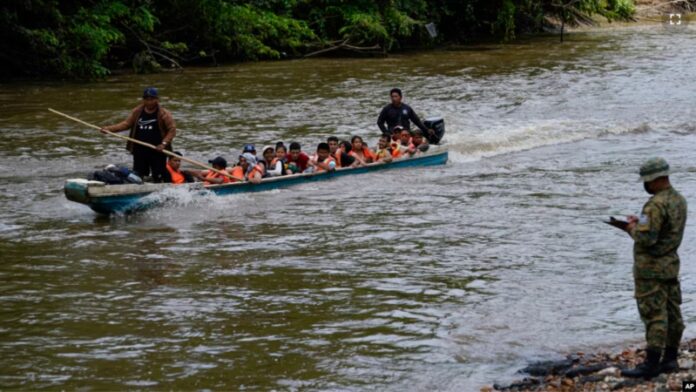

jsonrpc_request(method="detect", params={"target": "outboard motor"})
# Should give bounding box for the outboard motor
[423,117,445,144]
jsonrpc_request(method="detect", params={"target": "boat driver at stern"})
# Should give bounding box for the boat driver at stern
[377,88,434,141]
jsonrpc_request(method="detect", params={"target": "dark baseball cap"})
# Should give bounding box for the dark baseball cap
[208,156,227,167]
[243,144,256,153]
[143,87,159,98]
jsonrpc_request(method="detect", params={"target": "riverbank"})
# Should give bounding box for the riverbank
[634,0,695,18]
[484,338,696,391]
[0,0,642,79]
[2,19,696,391]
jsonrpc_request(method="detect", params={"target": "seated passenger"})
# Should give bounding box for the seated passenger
[307,142,337,173]
[239,152,264,183]
[335,140,357,168]
[286,142,309,174]
[259,145,272,170]
[261,145,285,177]
[274,142,289,175]
[163,151,195,184]
[243,144,256,157]
[410,129,430,155]
[398,128,412,149]
[373,136,394,163]
[349,135,375,165]
[327,136,340,160]
[201,156,235,185]
[391,125,405,142]
[389,138,403,159]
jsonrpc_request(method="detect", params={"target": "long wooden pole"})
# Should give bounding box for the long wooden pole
[48,108,243,181]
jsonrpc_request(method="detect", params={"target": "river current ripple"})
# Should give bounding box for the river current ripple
[1,24,696,390]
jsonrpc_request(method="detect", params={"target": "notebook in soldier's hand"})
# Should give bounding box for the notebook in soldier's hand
[604,217,628,231]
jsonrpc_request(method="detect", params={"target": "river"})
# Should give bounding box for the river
[1,23,695,391]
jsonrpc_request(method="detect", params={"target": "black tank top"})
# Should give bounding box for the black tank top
[135,109,162,145]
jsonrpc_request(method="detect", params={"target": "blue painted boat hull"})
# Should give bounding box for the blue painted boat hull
[65,149,448,214]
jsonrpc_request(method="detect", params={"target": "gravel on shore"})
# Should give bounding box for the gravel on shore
[483,338,696,391]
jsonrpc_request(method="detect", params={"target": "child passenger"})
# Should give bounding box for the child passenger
[307,142,337,173]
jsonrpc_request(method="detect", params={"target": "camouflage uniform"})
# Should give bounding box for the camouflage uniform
[631,158,688,351]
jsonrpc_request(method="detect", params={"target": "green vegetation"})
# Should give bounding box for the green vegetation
[0,0,636,78]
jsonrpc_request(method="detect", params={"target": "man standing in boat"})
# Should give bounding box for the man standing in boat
[101,87,176,182]
[377,88,433,140]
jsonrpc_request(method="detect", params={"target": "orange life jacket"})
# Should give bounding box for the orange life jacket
[333,152,342,167]
[248,163,265,180]
[205,169,233,185]
[311,155,336,172]
[349,147,375,163]
[230,166,244,182]
[166,162,185,184]
[389,142,403,158]
[365,148,376,162]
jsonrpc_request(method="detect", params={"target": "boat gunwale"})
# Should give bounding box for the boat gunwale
[78,147,449,198]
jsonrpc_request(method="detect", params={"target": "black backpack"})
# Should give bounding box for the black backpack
[88,165,142,184]
[88,170,125,184]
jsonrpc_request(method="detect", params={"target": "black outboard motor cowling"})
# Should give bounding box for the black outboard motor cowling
[423,117,445,144]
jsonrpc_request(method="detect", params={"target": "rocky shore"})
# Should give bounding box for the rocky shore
[483,338,696,391]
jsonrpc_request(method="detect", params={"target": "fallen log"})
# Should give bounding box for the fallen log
[304,40,383,58]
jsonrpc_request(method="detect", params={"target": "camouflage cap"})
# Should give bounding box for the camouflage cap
[638,157,670,182]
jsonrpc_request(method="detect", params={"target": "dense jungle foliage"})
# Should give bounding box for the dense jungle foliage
[1,0,636,78]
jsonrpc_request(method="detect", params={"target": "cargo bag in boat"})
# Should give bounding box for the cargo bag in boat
[88,165,143,185]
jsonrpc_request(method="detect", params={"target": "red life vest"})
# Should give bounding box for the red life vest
[166,163,185,184]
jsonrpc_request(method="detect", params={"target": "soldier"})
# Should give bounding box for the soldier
[621,158,688,379]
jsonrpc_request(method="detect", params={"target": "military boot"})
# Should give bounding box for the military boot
[621,348,662,379]
[660,346,679,374]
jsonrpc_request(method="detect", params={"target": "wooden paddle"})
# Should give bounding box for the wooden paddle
[48,108,243,181]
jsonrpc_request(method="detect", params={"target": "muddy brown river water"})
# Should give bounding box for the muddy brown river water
[1,23,696,391]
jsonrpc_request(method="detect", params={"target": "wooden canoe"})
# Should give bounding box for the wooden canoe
[64,147,449,214]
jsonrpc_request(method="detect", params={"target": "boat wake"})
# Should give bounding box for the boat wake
[138,185,227,210]
[135,185,282,222]
[443,119,655,163]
